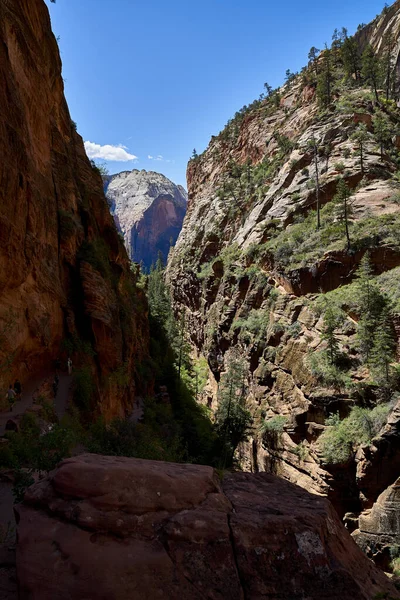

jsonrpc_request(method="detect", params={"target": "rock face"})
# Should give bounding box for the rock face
[15,454,398,600]
[105,170,187,270]
[0,0,149,418]
[166,0,400,537]
[353,477,400,569]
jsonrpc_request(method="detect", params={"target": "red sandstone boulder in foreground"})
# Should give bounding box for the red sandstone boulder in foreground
[15,454,398,600]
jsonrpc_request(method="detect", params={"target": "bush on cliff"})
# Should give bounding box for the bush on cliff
[319,404,392,464]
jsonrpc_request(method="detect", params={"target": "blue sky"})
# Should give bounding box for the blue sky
[45,0,387,187]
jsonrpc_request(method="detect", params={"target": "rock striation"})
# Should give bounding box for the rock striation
[105,170,187,270]
[0,0,149,418]
[167,0,400,537]
[15,454,399,600]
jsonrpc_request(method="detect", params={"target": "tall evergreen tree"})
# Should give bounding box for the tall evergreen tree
[317,46,334,106]
[308,46,320,76]
[307,137,321,229]
[350,123,370,174]
[355,254,389,362]
[372,111,392,159]
[334,178,353,250]
[321,303,343,365]
[215,354,253,467]
[361,45,382,102]
[341,35,361,82]
[371,308,396,385]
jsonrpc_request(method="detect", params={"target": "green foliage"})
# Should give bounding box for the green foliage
[232,309,270,344]
[308,351,351,391]
[260,415,287,434]
[147,258,218,464]
[319,405,392,464]
[355,254,393,361]
[361,45,383,101]
[372,111,392,158]
[320,301,345,364]
[215,354,253,467]
[90,160,109,177]
[87,402,184,463]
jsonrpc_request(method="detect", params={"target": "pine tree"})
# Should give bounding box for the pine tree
[264,82,273,97]
[383,32,395,100]
[191,148,198,160]
[371,309,396,385]
[307,137,321,229]
[355,254,390,362]
[334,178,353,250]
[308,46,320,76]
[317,46,334,106]
[372,111,392,159]
[215,355,253,467]
[350,123,370,174]
[341,35,361,82]
[321,303,343,365]
[361,45,383,102]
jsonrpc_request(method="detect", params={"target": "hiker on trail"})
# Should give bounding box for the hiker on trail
[55,357,61,373]
[6,385,16,411]
[14,379,22,400]
[67,357,72,376]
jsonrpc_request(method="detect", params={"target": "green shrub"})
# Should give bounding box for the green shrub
[334,161,346,173]
[319,405,392,464]
[260,415,287,434]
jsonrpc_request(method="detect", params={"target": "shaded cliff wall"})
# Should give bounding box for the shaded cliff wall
[0,0,149,418]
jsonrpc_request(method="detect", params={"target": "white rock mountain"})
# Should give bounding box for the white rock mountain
[104,169,187,269]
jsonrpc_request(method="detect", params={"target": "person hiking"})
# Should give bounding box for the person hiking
[14,379,22,400]
[55,357,61,373]
[67,357,72,376]
[6,385,16,411]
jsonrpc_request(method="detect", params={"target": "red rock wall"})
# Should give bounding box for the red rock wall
[0,0,149,417]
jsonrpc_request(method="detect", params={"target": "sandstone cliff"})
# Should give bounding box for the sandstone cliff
[0,0,149,419]
[167,0,400,546]
[15,454,399,600]
[105,170,187,270]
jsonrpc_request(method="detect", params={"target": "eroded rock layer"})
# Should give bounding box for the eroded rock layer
[15,454,398,600]
[0,0,149,418]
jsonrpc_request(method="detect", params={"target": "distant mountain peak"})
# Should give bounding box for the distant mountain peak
[105,169,187,270]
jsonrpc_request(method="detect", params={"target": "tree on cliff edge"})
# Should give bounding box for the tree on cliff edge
[215,354,253,467]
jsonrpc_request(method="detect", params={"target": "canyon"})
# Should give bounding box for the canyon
[1,0,400,597]
[167,0,400,570]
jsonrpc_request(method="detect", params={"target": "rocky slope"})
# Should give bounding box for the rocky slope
[0,0,149,419]
[105,170,187,270]
[167,0,400,562]
[15,454,399,600]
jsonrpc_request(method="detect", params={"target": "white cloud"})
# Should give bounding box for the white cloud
[84,141,137,162]
[148,155,153,159]
[148,154,165,161]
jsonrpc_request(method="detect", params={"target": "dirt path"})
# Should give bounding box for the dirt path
[129,397,144,423]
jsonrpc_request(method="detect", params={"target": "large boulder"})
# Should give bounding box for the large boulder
[15,454,398,599]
